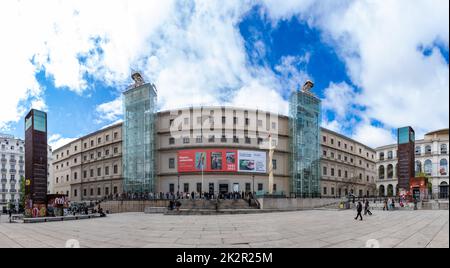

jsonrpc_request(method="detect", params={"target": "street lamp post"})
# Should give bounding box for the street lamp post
[177,175,180,196]
[252,175,255,195]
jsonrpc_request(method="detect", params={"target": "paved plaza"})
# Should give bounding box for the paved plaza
[0,210,448,248]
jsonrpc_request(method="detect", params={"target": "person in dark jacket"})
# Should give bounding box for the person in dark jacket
[354,201,363,221]
[364,200,372,216]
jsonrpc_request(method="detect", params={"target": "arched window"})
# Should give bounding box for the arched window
[424,159,432,175]
[378,165,385,179]
[425,145,432,155]
[387,164,394,179]
[441,144,447,154]
[415,161,422,175]
[387,184,394,197]
[379,152,385,160]
[440,159,448,176]
[439,181,449,199]
[415,146,421,155]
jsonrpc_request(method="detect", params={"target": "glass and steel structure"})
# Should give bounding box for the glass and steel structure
[122,78,157,193]
[289,83,321,197]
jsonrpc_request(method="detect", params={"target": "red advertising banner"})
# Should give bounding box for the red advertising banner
[178,149,237,173]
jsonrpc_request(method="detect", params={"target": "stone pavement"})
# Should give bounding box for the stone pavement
[0,209,448,248]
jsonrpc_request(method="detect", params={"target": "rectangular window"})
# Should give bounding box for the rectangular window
[234,117,238,124]
[98,152,101,158]
[196,136,203,143]
[222,116,226,124]
[90,188,94,196]
[83,171,87,179]
[105,166,109,176]
[84,143,87,149]
[338,141,341,147]
[257,138,263,145]
[97,168,101,176]
[323,187,327,195]
[338,169,341,177]
[169,184,175,193]
[90,140,94,147]
[196,183,202,193]
[105,187,109,196]
[74,172,77,180]
[169,137,175,145]
[114,132,118,139]
[245,183,251,192]
[208,135,215,142]
[331,187,335,196]
[245,118,249,125]
[323,136,326,142]
[114,165,118,174]
[183,183,189,193]
[114,186,118,194]
[323,150,327,157]
[74,189,77,197]
[106,135,109,142]
[114,147,118,154]
[272,159,277,170]
[331,168,335,176]
[331,139,334,145]
[105,150,109,156]
[169,158,175,169]
[323,166,327,175]
[345,171,348,178]
[98,137,101,144]
[257,183,263,191]
[97,188,101,196]
[233,136,239,143]
[273,184,277,192]
[83,189,87,197]
[183,137,190,144]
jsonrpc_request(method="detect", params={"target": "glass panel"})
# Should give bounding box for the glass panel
[122,83,157,193]
[289,90,321,197]
[33,110,46,132]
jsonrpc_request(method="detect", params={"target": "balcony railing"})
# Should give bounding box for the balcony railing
[9,189,17,193]
[1,179,6,183]
[0,168,6,173]
[9,169,16,173]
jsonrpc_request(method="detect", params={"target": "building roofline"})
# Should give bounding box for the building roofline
[320,127,376,152]
[156,105,290,119]
[425,128,449,136]
[53,122,123,152]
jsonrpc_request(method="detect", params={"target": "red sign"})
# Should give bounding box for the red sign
[178,149,237,173]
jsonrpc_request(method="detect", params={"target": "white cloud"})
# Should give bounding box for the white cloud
[48,134,78,150]
[95,97,123,123]
[352,124,396,149]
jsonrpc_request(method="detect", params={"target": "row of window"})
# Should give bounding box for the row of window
[0,145,23,152]
[169,136,272,145]
[378,159,449,179]
[172,117,277,129]
[322,187,369,197]
[59,186,119,198]
[167,182,272,193]
[322,136,374,159]
[322,150,374,169]
[415,144,447,155]
[55,147,119,169]
[55,132,119,160]
[322,167,372,182]
[55,165,119,183]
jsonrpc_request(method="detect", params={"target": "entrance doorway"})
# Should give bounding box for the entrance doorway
[208,183,214,195]
[219,184,229,194]
[439,182,448,199]
[233,183,239,193]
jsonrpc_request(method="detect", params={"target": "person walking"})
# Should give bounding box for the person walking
[8,209,12,223]
[354,201,363,221]
[364,199,372,216]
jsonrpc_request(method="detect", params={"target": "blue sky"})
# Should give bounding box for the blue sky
[0,0,448,149]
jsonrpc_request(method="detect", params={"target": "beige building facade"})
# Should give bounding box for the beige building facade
[51,106,379,201]
[52,124,123,202]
